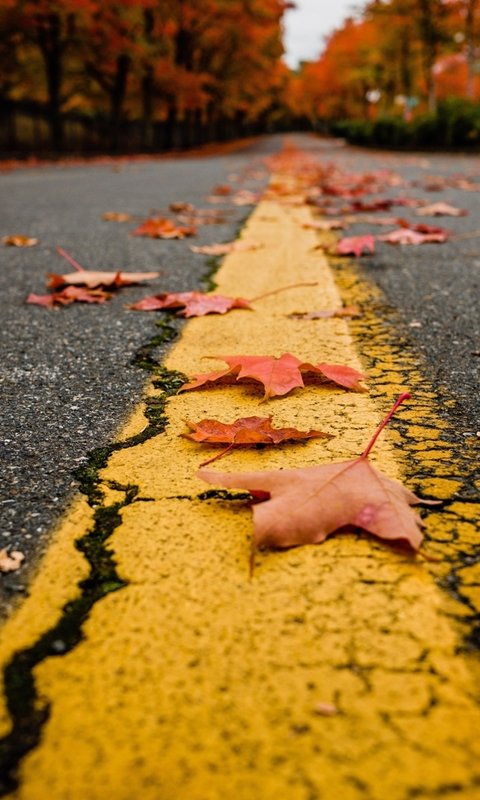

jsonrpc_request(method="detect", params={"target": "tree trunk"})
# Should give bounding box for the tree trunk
[109,54,130,152]
[37,14,64,152]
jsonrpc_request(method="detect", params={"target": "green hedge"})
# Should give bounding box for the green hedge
[330,99,480,149]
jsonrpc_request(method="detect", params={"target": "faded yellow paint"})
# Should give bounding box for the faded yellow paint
[1,194,480,799]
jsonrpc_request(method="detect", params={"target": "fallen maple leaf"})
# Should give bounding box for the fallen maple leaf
[2,235,39,247]
[335,235,375,256]
[302,219,345,231]
[47,247,159,289]
[378,228,448,245]
[288,306,361,320]
[169,201,195,213]
[128,282,317,318]
[190,240,260,255]
[184,415,333,465]
[417,202,467,217]
[199,393,433,553]
[129,291,252,317]
[27,286,112,308]
[102,212,133,222]
[0,549,25,573]
[181,353,366,400]
[130,217,197,238]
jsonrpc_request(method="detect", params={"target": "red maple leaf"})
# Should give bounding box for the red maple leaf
[47,248,159,289]
[130,217,197,238]
[199,394,436,555]
[184,415,333,465]
[335,235,376,256]
[128,291,252,317]
[181,353,366,400]
[26,286,112,308]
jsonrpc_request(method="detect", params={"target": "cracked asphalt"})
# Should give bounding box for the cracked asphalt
[0,133,478,611]
[0,133,480,800]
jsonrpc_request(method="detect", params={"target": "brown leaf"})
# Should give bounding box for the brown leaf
[302,219,345,231]
[128,291,252,317]
[2,235,39,247]
[377,228,448,245]
[27,286,112,307]
[102,212,133,222]
[336,235,375,256]
[181,353,366,400]
[0,549,25,573]
[198,394,432,553]
[289,306,361,320]
[130,217,197,238]
[190,240,260,255]
[416,202,468,217]
[185,416,333,464]
[48,247,159,289]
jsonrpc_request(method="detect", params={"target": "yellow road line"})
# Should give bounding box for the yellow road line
[1,194,480,799]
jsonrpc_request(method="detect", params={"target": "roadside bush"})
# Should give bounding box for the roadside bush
[330,99,480,150]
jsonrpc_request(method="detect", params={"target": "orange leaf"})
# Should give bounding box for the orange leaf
[47,247,159,289]
[128,291,251,317]
[336,235,375,256]
[198,394,433,553]
[181,353,366,400]
[416,202,467,217]
[130,217,197,239]
[190,240,260,255]
[2,235,39,247]
[27,286,112,308]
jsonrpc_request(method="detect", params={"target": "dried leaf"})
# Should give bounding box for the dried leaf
[185,415,333,464]
[102,212,133,222]
[181,353,366,400]
[198,394,432,553]
[190,240,260,255]
[130,217,197,238]
[2,235,39,247]
[289,306,361,320]
[417,202,468,217]
[378,228,448,245]
[27,286,112,307]
[302,219,345,231]
[48,247,159,289]
[0,549,25,573]
[128,291,252,317]
[336,235,376,256]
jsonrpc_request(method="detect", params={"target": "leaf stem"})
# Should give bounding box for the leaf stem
[56,247,85,273]
[249,281,318,303]
[361,392,411,459]
[199,443,235,467]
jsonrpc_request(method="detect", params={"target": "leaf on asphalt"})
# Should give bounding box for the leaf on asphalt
[198,394,432,553]
[377,228,448,245]
[102,212,133,222]
[48,269,159,289]
[27,286,112,308]
[47,247,159,289]
[302,219,346,230]
[2,235,39,247]
[128,291,252,317]
[232,189,259,206]
[169,201,195,213]
[130,217,197,238]
[180,353,366,400]
[0,549,25,573]
[190,240,261,255]
[184,415,333,465]
[336,235,376,256]
[210,184,232,196]
[288,306,361,320]
[416,202,468,217]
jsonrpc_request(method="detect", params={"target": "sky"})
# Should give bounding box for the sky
[283,0,358,69]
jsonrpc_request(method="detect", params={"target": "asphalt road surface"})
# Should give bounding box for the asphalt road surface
[1,133,479,613]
